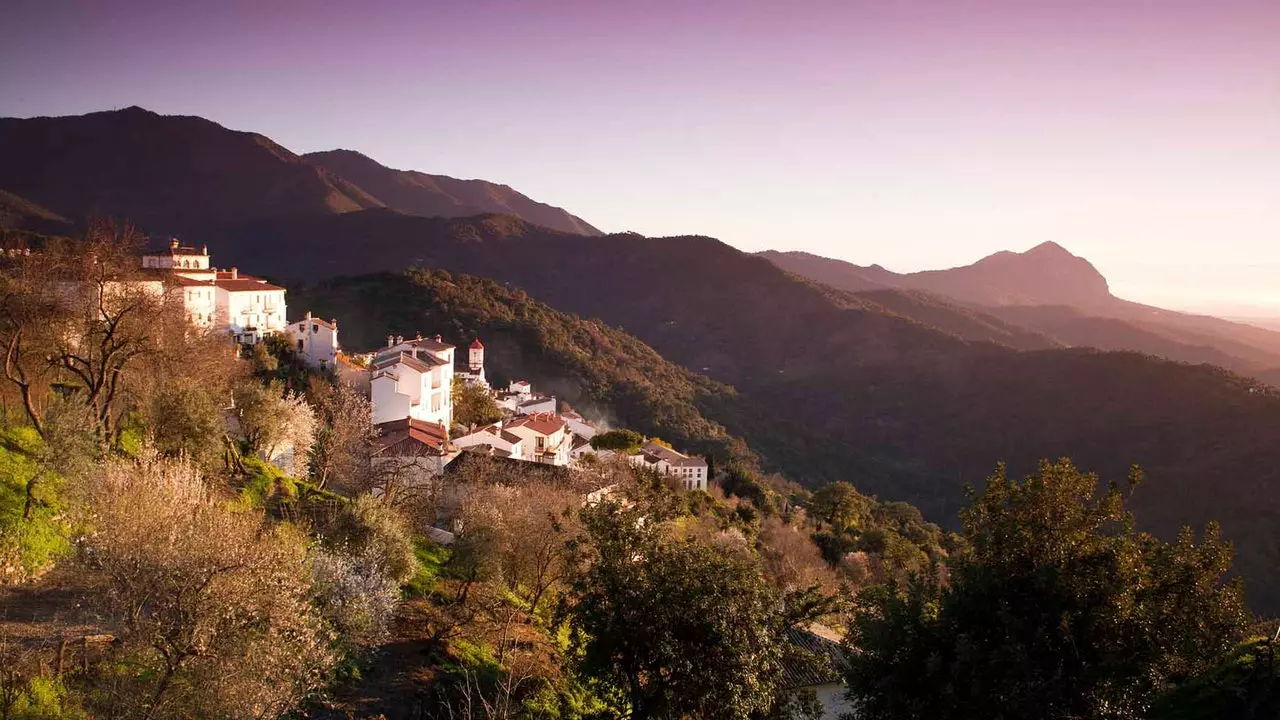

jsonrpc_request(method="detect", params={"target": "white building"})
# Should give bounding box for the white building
[517,395,557,416]
[455,338,488,388]
[215,268,287,343]
[142,239,211,272]
[503,412,573,466]
[370,334,455,428]
[560,410,599,440]
[286,311,339,370]
[628,441,709,491]
[452,424,526,460]
[141,240,286,344]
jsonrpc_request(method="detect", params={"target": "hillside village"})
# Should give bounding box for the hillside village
[151,239,710,495]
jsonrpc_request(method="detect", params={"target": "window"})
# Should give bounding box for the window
[312,324,319,334]
[297,339,304,351]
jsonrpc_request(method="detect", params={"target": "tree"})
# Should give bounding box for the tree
[308,379,374,490]
[148,382,225,470]
[567,501,784,719]
[232,380,316,476]
[79,450,334,719]
[845,459,1247,720]
[589,429,643,454]
[0,223,184,445]
[452,375,502,431]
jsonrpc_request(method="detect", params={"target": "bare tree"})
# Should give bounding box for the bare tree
[79,449,334,719]
[0,221,188,445]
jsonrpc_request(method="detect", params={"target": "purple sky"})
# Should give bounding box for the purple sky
[3,0,1279,313]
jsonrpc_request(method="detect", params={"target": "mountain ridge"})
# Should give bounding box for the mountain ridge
[303,149,600,236]
[0,107,600,237]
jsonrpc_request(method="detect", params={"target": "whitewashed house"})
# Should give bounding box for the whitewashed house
[560,410,599,440]
[214,268,287,344]
[286,311,339,369]
[628,441,709,491]
[452,424,526,459]
[370,334,455,428]
[517,395,558,416]
[504,412,573,466]
[141,241,286,344]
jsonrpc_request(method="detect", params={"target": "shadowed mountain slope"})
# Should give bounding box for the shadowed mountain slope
[303,149,600,236]
[0,107,380,232]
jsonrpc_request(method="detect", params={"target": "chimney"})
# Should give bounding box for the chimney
[395,335,404,345]
[304,311,312,322]
[434,334,442,342]
[201,244,209,255]
[387,335,394,348]
[170,238,179,250]
[415,332,423,341]
[230,267,238,280]
[331,318,338,328]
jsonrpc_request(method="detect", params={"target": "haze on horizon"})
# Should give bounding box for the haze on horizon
[3,0,1278,315]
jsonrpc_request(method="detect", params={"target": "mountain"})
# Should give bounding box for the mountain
[0,107,599,237]
[303,149,600,236]
[761,246,1280,376]
[0,188,71,234]
[0,107,381,232]
[760,242,1113,308]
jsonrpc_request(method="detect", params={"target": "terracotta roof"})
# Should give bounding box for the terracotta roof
[214,278,286,292]
[405,337,454,352]
[470,338,484,350]
[373,418,450,456]
[505,412,566,436]
[780,626,845,689]
[572,435,593,451]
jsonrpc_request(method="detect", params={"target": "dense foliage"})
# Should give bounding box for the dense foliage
[845,460,1248,720]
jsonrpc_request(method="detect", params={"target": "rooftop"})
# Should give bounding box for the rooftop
[505,412,566,436]
[372,418,450,456]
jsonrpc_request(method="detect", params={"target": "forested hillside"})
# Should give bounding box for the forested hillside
[290,268,754,465]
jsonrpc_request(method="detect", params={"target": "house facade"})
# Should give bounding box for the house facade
[286,311,339,369]
[627,441,709,491]
[141,241,287,343]
[370,334,455,428]
[504,412,573,466]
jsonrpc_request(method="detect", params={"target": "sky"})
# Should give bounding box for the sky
[3,0,1279,313]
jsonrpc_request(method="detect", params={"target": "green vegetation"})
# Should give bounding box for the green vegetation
[588,428,643,454]
[846,460,1248,720]
[452,373,503,430]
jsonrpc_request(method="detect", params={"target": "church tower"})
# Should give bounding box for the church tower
[469,338,485,379]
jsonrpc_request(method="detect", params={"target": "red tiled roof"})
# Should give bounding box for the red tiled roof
[505,412,565,436]
[373,418,450,455]
[470,338,484,350]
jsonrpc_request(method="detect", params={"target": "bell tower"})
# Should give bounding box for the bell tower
[469,338,485,378]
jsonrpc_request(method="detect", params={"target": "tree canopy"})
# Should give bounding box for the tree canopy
[845,459,1248,720]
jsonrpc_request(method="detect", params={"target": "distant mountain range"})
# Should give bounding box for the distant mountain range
[0,106,598,236]
[5,107,1280,612]
[761,246,1280,381]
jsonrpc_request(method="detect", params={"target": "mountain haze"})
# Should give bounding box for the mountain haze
[762,246,1280,378]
